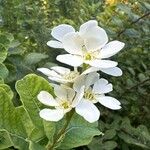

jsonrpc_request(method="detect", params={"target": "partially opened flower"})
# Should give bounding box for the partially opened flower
[37,85,84,121]
[55,20,125,68]
[73,72,121,123]
[37,66,80,83]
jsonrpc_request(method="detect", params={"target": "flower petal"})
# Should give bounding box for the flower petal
[97,96,121,110]
[56,54,83,67]
[84,72,99,89]
[48,76,68,83]
[93,78,113,94]
[39,108,64,121]
[73,72,99,92]
[88,59,118,68]
[51,24,75,41]
[54,85,75,101]
[82,67,100,75]
[100,41,125,58]
[83,26,108,51]
[62,32,84,55]
[72,86,85,107]
[79,20,98,36]
[75,100,100,123]
[37,91,59,106]
[100,67,123,76]
[51,66,70,75]
[37,68,61,77]
[47,40,63,48]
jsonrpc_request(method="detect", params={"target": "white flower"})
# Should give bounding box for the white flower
[37,85,84,122]
[37,66,80,83]
[54,20,124,68]
[47,24,75,49]
[73,72,121,123]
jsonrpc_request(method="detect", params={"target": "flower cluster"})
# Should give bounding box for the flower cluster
[37,20,125,123]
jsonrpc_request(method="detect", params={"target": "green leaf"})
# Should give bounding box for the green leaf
[0,87,29,149]
[0,130,13,149]
[16,106,45,142]
[24,53,49,65]
[16,74,53,128]
[118,118,150,149]
[0,44,7,63]
[102,141,117,150]
[103,129,116,140]
[58,114,101,149]
[43,121,56,143]
[29,141,46,150]
[0,77,4,84]
[0,84,14,99]
[0,63,9,79]
[16,74,54,141]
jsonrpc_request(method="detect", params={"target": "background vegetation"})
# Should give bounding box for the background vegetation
[0,0,150,149]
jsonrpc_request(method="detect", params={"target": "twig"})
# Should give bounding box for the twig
[119,78,150,98]
[47,109,75,150]
[117,12,150,37]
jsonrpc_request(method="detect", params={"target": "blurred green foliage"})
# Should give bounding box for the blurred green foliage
[0,0,150,149]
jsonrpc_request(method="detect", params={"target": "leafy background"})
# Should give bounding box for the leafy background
[0,0,150,149]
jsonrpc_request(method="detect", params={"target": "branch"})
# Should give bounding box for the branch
[47,109,75,150]
[117,11,150,37]
[119,78,150,98]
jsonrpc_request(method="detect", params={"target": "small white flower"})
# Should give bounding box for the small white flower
[73,72,121,123]
[37,85,84,122]
[52,20,125,68]
[37,66,80,83]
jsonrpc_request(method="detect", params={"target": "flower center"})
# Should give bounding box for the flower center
[63,71,79,81]
[84,53,94,61]
[61,100,70,109]
[84,89,95,100]
[83,51,101,61]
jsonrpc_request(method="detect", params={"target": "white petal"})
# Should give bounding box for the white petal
[47,40,63,48]
[37,68,61,77]
[82,67,100,75]
[73,75,85,92]
[54,85,75,101]
[51,66,70,75]
[72,86,85,107]
[56,54,83,67]
[48,76,68,83]
[73,72,99,92]
[79,20,98,36]
[37,91,59,106]
[85,72,99,89]
[51,24,75,41]
[93,78,113,94]
[97,96,121,110]
[100,41,125,58]
[83,26,108,51]
[62,32,83,55]
[39,108,64,121]
[88,59,118,68]
[100,67,123,76]
[75,100,100,123]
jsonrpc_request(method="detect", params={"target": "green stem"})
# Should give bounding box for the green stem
[82,63,89,72]
[47,109,75,150]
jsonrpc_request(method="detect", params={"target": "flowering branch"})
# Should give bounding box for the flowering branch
[37,20,125,149]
